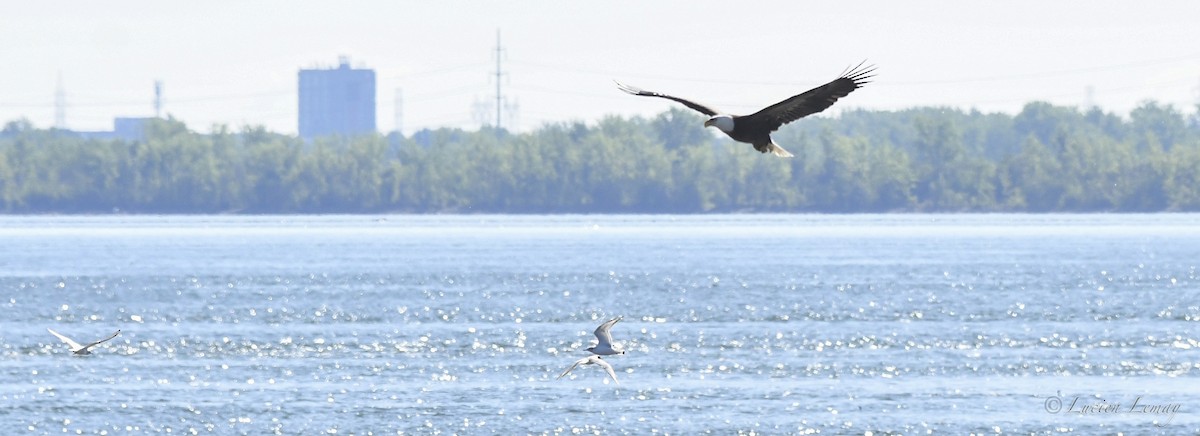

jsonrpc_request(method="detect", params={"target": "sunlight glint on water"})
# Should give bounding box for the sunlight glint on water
[1,214,1197,433]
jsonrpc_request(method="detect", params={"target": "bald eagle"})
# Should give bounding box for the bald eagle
[616,62,875,157]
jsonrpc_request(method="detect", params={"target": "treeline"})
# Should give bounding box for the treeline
[1,101,1199,213]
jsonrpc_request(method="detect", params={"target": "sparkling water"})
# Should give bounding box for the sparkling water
[1,214,1197,434]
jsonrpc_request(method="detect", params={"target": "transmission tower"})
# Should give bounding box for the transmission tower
[154,80,163,118]
[55,72,66,129]
[1193,77,1200,107]
[394,88,404,135]
[472,98,491,126]
[493,28,506,130]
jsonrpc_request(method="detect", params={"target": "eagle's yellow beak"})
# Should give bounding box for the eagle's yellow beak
[703,119,715,128]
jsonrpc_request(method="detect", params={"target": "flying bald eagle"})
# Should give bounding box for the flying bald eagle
[616,62,875,157]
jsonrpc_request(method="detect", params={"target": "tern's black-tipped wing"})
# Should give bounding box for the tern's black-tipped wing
[83,329,121,350]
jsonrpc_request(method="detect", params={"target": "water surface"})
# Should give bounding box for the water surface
[1,214,1197,434]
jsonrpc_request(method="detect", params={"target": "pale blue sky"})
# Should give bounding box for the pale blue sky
[3,1,1199,134]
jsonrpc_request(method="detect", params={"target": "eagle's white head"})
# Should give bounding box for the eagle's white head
[703,115,735,134]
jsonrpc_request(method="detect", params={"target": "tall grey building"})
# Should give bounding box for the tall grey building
[298,57,376,139]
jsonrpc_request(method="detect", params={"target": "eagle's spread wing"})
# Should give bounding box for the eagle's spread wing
[615,82,721,116]
[739,62,875,134]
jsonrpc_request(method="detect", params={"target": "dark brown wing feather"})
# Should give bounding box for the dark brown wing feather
[615,81,721,116]
[737,62,875,134]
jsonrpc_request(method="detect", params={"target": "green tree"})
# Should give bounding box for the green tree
[2,99,1199,213]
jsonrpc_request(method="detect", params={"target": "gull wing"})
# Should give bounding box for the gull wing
[48,328,85,352]
[593,317,622,348]
[81,330,121,352]
[615,82,721,117]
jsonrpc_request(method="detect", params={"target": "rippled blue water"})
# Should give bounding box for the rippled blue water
[1,214,1198,434]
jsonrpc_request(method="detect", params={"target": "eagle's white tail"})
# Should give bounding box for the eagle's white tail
[768,141,794,158]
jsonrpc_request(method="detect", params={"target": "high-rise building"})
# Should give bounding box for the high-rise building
[298,57,376,140]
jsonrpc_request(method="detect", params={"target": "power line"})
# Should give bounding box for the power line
[508,59,827,87]
[889,52,1200,86]
[5,88,295,109]
[406,82,489,102]
[376,61,490,81]
[511,51,1200,88]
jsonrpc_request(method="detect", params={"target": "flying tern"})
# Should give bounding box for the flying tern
[48,328,121,355]
[586,316,625,356]
[558,355,619,385]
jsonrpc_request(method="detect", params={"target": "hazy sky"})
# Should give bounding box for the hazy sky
[4,1,1199,135]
